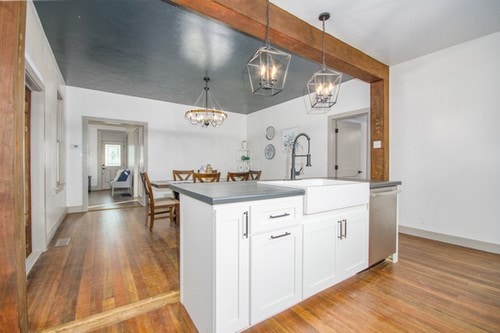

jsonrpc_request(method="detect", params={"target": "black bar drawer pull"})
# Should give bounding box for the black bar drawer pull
[270,232,291,239]
[269,212,290,219]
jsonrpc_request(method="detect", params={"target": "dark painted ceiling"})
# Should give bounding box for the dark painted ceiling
[34,0,352,114]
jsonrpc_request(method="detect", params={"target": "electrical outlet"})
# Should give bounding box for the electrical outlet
[418,216,426,225]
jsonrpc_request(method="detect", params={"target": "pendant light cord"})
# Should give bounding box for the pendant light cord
[321,17,326,70]
[204,77,209,110]
[264,0,270,48]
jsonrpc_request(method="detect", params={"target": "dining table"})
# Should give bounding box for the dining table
[150,180,193,199]
[150,180,192,189]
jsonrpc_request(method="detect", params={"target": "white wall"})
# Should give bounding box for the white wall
[247,79,370,180]
[66,87,247,208]
[25,1,67,266]
[390,32,500,246]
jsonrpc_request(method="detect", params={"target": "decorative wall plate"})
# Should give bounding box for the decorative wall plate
[264,144,275,160]
[265,126,275,140]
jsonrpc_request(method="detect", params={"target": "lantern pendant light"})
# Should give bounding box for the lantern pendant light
[246,0,291,96]
[306,12,342,111]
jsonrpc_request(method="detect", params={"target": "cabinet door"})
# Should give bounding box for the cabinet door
[250,225,302,324]
[215,206,250,332]
[336,209,369,282]
[303,214,339,298]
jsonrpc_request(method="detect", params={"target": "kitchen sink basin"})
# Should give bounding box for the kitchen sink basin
[259,178,369,214]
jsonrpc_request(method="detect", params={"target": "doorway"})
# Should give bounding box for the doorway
[82,117,148,212]
[98,131,127,190]
[328,109,370,179]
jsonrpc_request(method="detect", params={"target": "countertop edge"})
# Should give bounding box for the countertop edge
[170,183,305,205]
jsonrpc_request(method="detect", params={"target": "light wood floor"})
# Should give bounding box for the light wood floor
[27,207,500,332]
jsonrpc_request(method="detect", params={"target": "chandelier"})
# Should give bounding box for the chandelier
[185,77,227,128]
[306,12,342,111]
[246,0,291,96]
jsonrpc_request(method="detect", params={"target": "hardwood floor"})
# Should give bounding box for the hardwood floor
[88,190,140,211]
[27,206,186,331]
[248,235,500,332]
[28,207,500,332]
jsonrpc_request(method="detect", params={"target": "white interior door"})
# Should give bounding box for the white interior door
[100,140,126,189]
[336,120,362,178]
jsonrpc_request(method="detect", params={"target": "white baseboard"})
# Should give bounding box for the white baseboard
[47,208,68,245]
[25,251,42,275]
[399,226,500,254]
[67,205,84,213]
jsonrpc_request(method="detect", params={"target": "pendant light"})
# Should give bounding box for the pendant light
[246,0,291,96]
[306,12,342,111]
[185,77,227,128]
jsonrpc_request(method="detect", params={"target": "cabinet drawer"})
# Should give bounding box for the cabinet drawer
[250,196,303,234]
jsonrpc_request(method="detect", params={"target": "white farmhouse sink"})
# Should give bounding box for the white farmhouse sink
[260,179,369,214]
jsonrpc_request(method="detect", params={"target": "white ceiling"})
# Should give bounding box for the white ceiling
[272,0,500,65]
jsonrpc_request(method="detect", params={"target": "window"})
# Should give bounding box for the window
[104,144,122,166]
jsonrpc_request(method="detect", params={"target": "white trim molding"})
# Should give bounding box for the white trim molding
[399,226,500,254]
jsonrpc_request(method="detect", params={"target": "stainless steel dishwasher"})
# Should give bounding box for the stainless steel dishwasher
[369,186,399,266]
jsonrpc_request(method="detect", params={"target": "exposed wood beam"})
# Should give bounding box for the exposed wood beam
[168,0,390,180]
[0,1,28,331]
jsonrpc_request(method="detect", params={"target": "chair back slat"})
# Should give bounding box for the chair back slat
[249,170,262,180]
[226,172,250,182]
[140,172,154,205]
[193,172,221,183]
[172,170,194,181]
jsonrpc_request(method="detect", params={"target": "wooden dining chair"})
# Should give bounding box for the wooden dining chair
[249,170,262,180]
[193,172,221,183]
[140,172,180,231]
[226,171,250,181]
[172,169,194,181]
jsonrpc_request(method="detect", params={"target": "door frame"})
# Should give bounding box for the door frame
[25,56,47,273]
[82,116,148,212]
[327,108,371,179]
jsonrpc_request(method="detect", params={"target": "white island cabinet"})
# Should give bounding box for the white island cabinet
[303,205,369,298]
[180,194,303,333]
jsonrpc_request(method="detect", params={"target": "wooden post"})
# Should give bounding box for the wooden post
[169,0,390,180]
[0,1,28,331]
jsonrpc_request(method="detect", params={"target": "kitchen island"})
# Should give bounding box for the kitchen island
[170,180,398,333]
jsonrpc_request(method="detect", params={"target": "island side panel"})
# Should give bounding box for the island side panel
[180,194,215,331]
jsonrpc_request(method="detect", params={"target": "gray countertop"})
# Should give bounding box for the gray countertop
[169,182,305,205]
[170,178,401,205]
[368,180,402,189]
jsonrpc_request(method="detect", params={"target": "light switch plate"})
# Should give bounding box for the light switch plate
[373,140,382,149]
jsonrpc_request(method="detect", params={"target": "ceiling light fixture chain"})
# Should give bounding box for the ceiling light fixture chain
[306,12,342,112]
[320,12,329,71]
[246,0,291,96]
[264,0,270,48]
[185,76,227,128]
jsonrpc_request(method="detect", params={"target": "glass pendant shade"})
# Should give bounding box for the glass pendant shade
[246,0,291,96]
[185,77,227,128]
[306,67,342,109]
[307,12,342,112]
[247,45,291,96]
